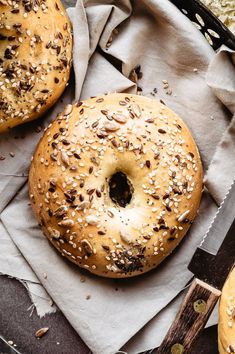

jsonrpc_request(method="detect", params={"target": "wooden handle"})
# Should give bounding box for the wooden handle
[157,278,221,354]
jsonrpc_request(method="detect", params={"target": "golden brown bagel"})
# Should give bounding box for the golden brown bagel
[29,93,203,278]
[0,0,72,132]
[218,268,235,354]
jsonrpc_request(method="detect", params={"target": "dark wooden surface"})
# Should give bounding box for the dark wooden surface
[0,276,219,354]
[0,276,90,354]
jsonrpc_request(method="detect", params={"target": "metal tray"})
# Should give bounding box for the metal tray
[170,0,235,50]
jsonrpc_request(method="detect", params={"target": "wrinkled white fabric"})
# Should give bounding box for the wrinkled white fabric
[205,46,235,204]
[0,1,235,353]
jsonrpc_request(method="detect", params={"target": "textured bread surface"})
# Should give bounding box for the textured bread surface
[29,93,203,278]
[219,268,235,354]
[0,0,72,132]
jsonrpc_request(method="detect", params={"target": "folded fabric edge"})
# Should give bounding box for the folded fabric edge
[0,273,56,317]
[204,114,235,205]
[206,46,235,114]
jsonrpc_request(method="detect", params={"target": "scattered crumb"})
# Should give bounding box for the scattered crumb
[8,340,14,345]
[193,68,198,72]
[80,275,86,283]
[0,155,5,161]
[106,35,112,48]
[166,88,172,95]
[35,126,42,133]
[228,321,233,328]
[43,272,47,279]
[129,65,143,85]
[86,294,91,300]
[150,87,158,96]
[106,28,119,48]
[162,79,173,95]
[56,342,60,345]
[10,152,15,157]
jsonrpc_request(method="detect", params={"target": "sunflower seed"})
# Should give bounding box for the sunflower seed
[85,215,99,225]
[112,113,127,124]
[92,121,99,128]
[96,98,104,103]
[48,227,60,239]
[58,219,74,227]
[177,210,190,222]
[120,230,134,244]
[53,205,68,218]
[64,104,73,116]
[145,118,154,123]
[107,210,114,218]
[131,103,141,118]
[81,239,93,255]
[61,150,70,166]
[35,327,49,338]
[77,201,90,210]
[103,122,120,132]
[158,128,166,134]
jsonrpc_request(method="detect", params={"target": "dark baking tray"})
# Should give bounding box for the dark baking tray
[170,0,235,50]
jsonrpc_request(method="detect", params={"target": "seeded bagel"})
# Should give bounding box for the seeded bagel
[29,93,203,278]
[218,268,235,354]
[0,0,72,132]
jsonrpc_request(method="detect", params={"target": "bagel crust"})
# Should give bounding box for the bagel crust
[0,0,72,132]
[218,268,235,354]
[29,93,203,278]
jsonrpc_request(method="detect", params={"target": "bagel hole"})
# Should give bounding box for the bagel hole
[109,172,133,207]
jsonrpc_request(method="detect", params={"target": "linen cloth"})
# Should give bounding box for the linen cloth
[0,1,235,353]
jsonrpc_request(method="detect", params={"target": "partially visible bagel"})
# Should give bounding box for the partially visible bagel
[0,0,72,132]
[218,268,235,354]
[29,93,203,278]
